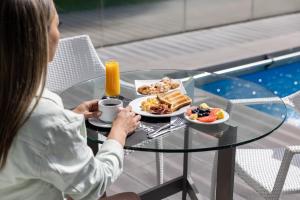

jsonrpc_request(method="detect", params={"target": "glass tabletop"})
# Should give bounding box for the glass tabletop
[60,70,287,153]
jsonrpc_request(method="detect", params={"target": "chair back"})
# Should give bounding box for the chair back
[283,91,300,113]
[46,35,105,94]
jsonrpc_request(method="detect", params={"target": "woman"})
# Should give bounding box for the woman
[0,0,141,199]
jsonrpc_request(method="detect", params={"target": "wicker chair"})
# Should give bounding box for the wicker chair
[235,146,300,200]
[210,93,300,200]
[283,90,300,113]
[46,35,105,94]
[234,93,300,200]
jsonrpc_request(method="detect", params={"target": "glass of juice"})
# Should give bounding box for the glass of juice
[105,59,120,98]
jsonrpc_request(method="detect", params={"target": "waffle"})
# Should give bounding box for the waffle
[157,90,192,112]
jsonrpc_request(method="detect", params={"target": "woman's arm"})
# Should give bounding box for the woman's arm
[39,119,123,200]
[40,103,140,199]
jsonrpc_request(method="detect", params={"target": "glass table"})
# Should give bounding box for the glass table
[60,70,287,200]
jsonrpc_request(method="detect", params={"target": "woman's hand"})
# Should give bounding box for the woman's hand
[113,106,141,135]
[72,100,101,119]
[108,106,141,146]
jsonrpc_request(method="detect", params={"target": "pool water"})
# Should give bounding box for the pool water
[201,61,300,126]
[240,61,300,97]
[240,61,300,126]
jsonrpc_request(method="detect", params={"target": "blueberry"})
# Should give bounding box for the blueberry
[198,109,205,113]
[199,113,206,117]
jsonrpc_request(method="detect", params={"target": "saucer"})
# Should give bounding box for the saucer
[88,118,112,128]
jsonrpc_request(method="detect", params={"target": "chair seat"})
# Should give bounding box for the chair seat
[236,148,300,195]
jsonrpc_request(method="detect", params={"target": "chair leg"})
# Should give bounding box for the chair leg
[210,151,218,200]
[155,152,164,184]
[155,138,164,185]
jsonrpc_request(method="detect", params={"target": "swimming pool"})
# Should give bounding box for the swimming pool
[240,61,300,97]
[200,51,300,126]
[241,60,300,126]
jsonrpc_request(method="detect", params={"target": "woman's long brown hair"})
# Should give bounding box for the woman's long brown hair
[0,0,53,169]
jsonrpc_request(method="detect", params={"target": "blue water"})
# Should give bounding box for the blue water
[201,61,300,126]
[240,62,300,98]
[241,61,300,126]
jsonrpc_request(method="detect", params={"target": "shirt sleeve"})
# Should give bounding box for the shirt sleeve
[39,118,124,200]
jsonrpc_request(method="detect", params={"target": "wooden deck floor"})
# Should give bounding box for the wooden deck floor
[106,122,300,200]
[95,13,300,72]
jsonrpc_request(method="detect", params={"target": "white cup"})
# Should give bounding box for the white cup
[98,99,123,123]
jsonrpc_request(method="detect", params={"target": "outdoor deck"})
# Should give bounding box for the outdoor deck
[99,13,300,200]
[106,122,300,200]
[97,13,300,199]
[60,10,300,199]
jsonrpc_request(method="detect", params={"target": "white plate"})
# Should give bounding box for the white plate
[129,96,190,118]
[88,118,112,128]
[135,79,186,96]
[184,110,229,125]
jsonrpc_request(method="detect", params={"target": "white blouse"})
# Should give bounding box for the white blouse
[0,89,124,200]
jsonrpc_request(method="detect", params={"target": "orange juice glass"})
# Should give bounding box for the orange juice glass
[105,60,120,97]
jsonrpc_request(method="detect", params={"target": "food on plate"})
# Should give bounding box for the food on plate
[186,103,225,123]
[157,90,192,112]
[161,77,180,89]
[137,85,151,95]
[137,77,180,95]
[140,97,172,114]
[140,90,191,114]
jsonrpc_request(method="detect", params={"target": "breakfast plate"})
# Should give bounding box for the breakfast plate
[129,96,190,118]
[88,118,112,128]
[184,110,229,125]
[135,78,186,96]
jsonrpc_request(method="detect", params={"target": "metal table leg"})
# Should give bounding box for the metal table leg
[182,126,202,200]
[215,125,237,200]
[140,126,202,200]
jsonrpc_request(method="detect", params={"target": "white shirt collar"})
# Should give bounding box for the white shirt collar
[41,88,64,108]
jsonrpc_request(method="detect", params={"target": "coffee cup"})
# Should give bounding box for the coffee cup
[98,98,123,123]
